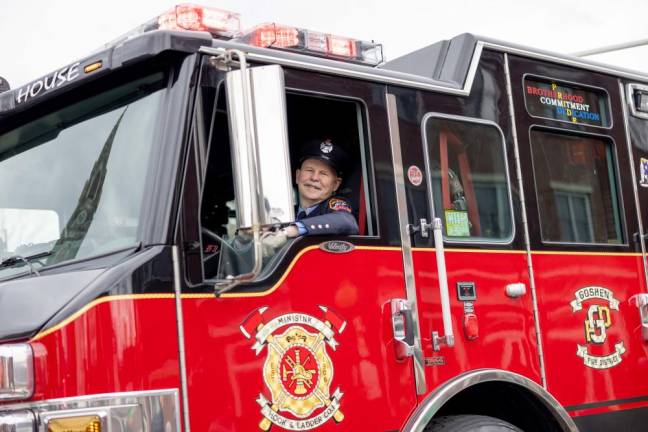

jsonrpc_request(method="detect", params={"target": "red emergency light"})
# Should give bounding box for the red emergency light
[156,4,241,38]
[237,23,383,65]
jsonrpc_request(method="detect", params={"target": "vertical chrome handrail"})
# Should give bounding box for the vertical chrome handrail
[432,218,454,350]
[620,81,648,292]
[172,246,191,432]
[386,92,427,395]
[503,53,547,387]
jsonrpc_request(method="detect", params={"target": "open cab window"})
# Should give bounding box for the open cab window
[423,115,513,242]
[193,64,374,283]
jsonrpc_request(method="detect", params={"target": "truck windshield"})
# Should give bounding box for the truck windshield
[0,71,166,277]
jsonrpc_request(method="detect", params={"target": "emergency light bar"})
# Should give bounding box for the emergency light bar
[107,4,383,65]
[236,23,384,65]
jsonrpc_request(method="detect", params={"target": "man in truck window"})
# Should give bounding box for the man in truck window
[283,138,359,238]
[237,138,359,264]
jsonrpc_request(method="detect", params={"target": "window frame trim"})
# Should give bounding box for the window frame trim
[421,112,516,245]
[527,125,628,248]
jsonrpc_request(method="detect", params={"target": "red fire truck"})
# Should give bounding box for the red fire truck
[1,4,648,431]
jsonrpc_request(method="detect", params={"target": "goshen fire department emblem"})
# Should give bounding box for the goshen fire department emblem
[570,286,626,369]
[240,306,346,431]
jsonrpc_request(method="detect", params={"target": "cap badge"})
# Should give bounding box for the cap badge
[320,140,333,154]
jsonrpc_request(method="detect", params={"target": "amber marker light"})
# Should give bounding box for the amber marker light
[47,415,102,432]
[84,61,103,74]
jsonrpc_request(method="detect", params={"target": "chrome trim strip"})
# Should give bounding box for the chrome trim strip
[0,389,180,432]
[504,53,547,388]
[201,38,648,99]
[402,369,578,432]
[172,246,191,432]
[619,81,648,290]
[200,45,470,95]
[386,92,427,394]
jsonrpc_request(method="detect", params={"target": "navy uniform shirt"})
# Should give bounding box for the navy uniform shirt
[296,196,359,236]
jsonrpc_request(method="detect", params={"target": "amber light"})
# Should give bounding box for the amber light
[48,415,102,432]
[84,61,103,74]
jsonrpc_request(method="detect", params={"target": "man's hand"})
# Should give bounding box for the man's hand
[283,225,300,238]
[261,231,288,258]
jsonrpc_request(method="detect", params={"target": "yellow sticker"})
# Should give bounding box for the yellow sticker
[445,210,470,237]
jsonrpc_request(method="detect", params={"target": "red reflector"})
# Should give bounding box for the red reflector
[463,313,479,341]
[237,23,383,65]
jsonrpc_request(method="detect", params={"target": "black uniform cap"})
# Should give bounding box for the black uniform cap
[299,138,349,176]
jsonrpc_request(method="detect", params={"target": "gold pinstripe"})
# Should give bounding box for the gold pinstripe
[28,245,642,340]
[30,293,174,342]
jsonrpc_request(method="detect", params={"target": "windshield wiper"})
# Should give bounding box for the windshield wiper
[0,251,52,276]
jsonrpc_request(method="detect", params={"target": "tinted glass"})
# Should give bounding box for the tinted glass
[530,129,623,244]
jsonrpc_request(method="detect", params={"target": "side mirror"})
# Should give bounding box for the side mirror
[225,64,294,229]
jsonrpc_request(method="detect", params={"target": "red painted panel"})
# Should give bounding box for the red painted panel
[182,247,417,432]
[534,253,648,407]
[29,297,181,401]
[412,250,542,390]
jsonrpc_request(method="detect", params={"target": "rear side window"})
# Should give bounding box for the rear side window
[423,116,513,242]
[530,129,623,244]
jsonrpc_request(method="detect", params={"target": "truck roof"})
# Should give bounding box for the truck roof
[2,29,648,118]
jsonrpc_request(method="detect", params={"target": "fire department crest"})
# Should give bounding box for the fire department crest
[240,306,346,431]
[570,286,625,369]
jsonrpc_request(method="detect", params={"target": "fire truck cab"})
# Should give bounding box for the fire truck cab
[1,5,648,432]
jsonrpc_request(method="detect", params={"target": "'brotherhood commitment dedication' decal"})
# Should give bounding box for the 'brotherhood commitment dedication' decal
[571,286,625,369]
[240,306,346,431]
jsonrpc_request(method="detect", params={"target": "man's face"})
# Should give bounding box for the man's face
[296,158,342,208]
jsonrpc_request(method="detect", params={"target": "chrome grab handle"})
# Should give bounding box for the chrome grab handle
[391,299,415,360]
[432,218,455,351]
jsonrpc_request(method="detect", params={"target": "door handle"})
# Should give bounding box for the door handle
[391,299,415,360]
[632,293,648,340]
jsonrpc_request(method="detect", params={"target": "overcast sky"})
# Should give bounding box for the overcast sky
[3,0,648,88]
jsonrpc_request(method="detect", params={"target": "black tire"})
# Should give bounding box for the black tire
[425,415,524,432]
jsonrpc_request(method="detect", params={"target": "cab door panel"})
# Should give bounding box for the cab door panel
[179,65,418,431]
[391,49,542,396]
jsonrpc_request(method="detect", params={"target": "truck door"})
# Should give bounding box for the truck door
[387,46,543,406]
[177,57,418,431]
[508,56,648,429]
[624,82,648,293]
